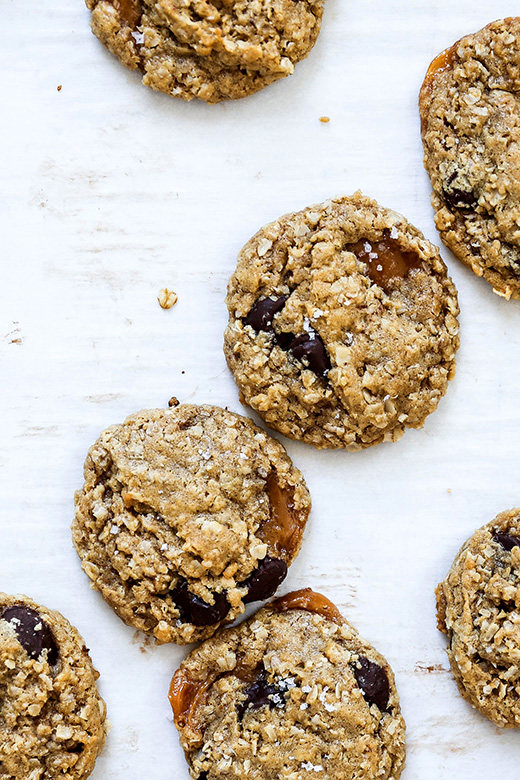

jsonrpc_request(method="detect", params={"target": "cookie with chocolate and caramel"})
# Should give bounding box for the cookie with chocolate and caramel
[85,0,325,103]
[73,405,310,644]
[170,589,406,780]
[437,508,520,728]
[0,593,106,779]
[224,192,459,450]
[420,18,520,299]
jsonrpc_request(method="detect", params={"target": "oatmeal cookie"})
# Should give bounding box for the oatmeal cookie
[419,17,520,299]
[224,193,459,450]
[86,0,325,102]
[170,588,406,780]
[72,405,311,645]
[0,593,106,779]
[436,508,520,728]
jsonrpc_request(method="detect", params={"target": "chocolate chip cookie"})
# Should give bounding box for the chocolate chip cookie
[86,0,325,103]
[224,193,459,450]
[436,508,520,728]
[420,17,520,299]
[72,405,311,645]
[170,588,406,780]
[0,593,106,778]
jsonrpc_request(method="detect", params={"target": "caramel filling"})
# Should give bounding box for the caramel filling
[257,473,304,559]
[170,662,258,741]
[114,0,141,29]
[346,230,422,292]
[271,588,343,625]
[420,44,456,130]
[169,669,212,735]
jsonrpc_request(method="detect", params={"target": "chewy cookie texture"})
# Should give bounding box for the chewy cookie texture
[420,17,520,299]
[0,593,106,780]
[73,404,311,644]
[437,508,520,728]
[86,0,325,103]
[224,193,459,450]
[170,588,405,780]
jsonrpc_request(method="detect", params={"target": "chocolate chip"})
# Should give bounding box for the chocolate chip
[1,606,58,664]
[242,557,288,604]
[442,173,477,211]
[288,333,330,376]
[198,774,208,780]
[493,532,520,552]
[351,656,390,711]
[275,331,294,350]
[171,579,229,627]
[244,296,287,333]
[237,673,285,720]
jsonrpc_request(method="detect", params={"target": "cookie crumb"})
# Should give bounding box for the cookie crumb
[57,85,62,91]
[158,289,178,309]
[319,116,330,123]
[168,397,180,408]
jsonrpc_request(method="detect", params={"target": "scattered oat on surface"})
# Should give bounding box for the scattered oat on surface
[158,288,178,309]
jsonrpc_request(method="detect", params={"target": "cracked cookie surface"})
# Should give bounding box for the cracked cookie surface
[170,589,406,780]
[0,593,106,780]
[72,405,310,645]
[419,17,520,299]
[86,0,325,102]
[224,193,459,450]
[437,508,520,728]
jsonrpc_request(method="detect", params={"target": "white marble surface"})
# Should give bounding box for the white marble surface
[2,0,520,776]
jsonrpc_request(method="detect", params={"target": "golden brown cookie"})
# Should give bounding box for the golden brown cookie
[86,0,325,102]
[0,593,106,779]
[170,589,406,780]
[420,17,520,299]
[224,193,459,450]
[437,508,520,728]
[73,405,311,644]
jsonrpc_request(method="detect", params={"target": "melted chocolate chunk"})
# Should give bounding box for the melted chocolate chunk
[275,331,294,350]
[351,656,390,711]
[198,774,208,780]
[288,333,330,376]
[237,673,286,720]
[242,557,288,604]
[442,173,477,211]
[1,606,58,664]
[171,579,229,627]
[493,532,520,552]
[244,296,287,333]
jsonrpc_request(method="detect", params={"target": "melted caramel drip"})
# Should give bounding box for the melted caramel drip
[114,0,142,29]
[346,230,422,292]
[420,44,456,131]
[257,473,303,559]
[271,588,343,625]
[169,669,212,738]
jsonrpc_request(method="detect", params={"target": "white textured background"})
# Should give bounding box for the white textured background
[2,0,520,776]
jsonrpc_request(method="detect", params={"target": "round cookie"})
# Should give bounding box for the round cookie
[224,193,459,450]
[0,593,106,778]
[72,404,311,645]
[436,508,520,728]
[419,17,520,300]
[170,588,406,780]
[86,0,325,103]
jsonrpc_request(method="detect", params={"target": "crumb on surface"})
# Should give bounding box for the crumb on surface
[168,397,180,407]
[319,116,330,123]
[57,85,62,91]
[158,288,178,309]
